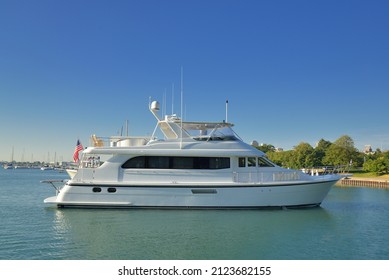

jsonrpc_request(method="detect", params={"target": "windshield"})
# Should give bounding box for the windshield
[181,122,238,141]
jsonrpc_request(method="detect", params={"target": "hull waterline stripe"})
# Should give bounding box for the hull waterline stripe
[56,203,321,210]
[68,179,339,188]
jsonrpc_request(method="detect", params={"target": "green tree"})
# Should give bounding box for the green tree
[255,144,275,154]
[384,151,389,168]
[314,139,332,166]
[267,150,294,168]
[292,142,315,168]
[323,135,359,167]
[364,151,389,174]
[363,157,387,174]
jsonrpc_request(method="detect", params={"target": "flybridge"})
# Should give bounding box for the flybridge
[149,100,239,141]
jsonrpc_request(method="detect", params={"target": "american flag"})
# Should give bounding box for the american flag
[73,139,84,162]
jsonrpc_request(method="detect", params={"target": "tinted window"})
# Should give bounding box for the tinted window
[238,157,246,167]
[148,156,170,169]
[258,157,274,167]
[171,157,193,169]
[209,157,230,169]
[122,156,146,168]
[248,157,257,167]
[122,156,230,169]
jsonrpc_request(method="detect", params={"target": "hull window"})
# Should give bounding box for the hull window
[107,188,117,193]
[92,187,102,193]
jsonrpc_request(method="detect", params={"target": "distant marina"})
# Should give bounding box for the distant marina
[1,146,74,171]
[2,160,76,172]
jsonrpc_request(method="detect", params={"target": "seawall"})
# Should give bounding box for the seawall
[338,177,389,189]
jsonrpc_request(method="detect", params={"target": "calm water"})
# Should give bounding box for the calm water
[1,168,388,260]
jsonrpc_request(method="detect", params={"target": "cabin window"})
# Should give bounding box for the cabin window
[122,156,230,169]
[258,157,274,167]
[238,157,246,167]
[209,157,230,169]
[148,156,170,169]
[171,157,193,169]
[248,157,257,167]
[122,156,146,168]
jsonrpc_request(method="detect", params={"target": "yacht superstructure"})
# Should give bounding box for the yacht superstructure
[43,101,340,209]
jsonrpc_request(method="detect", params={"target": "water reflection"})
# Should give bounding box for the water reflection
[45,206,335,259]
[40,187,389,260]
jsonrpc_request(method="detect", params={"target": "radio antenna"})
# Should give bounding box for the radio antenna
[225,99,229,123]
[180,67,184,148]
[171,83,175,115]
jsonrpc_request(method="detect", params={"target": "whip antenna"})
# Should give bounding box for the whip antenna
[225,99,229,123]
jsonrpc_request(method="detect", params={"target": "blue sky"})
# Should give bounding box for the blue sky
[1,0,388,162]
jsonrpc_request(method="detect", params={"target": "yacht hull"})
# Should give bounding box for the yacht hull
[44,179,337,209]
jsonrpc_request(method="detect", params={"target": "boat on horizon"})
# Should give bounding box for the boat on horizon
[3,163,14,169]
[42,100,341,209]
[41,165,54,171]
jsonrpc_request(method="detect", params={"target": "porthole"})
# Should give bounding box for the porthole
[92,187,102,193]
[107,187,117,193]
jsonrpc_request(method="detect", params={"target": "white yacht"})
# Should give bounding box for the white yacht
[43,101,340,209]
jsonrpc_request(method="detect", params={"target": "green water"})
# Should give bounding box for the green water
[1,169,388,260]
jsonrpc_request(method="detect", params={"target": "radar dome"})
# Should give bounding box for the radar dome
[150,101,160,111]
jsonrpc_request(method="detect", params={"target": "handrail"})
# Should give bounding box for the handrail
[233,171,303,184]
[89,135,150,147]
[41,179,67,195]
[302,165,351,176]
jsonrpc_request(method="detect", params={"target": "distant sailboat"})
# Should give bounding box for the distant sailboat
[3,147,14,169]
[3,163,14,169]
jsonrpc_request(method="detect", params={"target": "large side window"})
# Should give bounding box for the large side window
[209,157,230,169]
[122,156,230,169]
[148,156,170,169]
[172,157,193,169]
[122,156,146,168]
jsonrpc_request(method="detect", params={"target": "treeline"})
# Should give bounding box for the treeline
[255,135,389,175]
